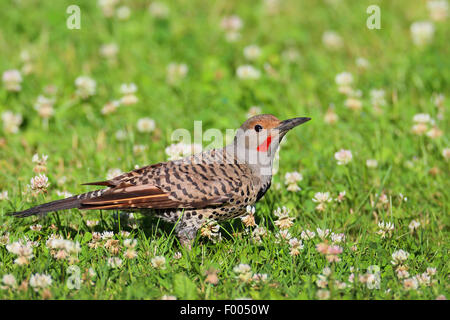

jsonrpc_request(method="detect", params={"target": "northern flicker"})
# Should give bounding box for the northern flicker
[12,114,310,246]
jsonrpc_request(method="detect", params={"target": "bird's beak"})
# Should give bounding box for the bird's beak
[276,117,311,135]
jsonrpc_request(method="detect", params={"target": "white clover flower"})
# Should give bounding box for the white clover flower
[1,274,17,289]
[165,142,188,160]
[98,0,119,18]
[427,267,437,276]
[252,273,268,282]
[57,176,67,186]
[246,106,262,118]
[149,2,170,19]
[365,266,381,290]
[366,159,378,168]
[34,95,55,119]
[20,50,32,62]
[443,148,450,160]
[6,240,34,265]
[335,191,346,203]
[86,220,99,227]
[120,230,131,238]
[101,100,120,115]
[410,21,435,46]
[273,206,290,218]
[133,144,148,155]
[236,65,261,80]
[330,233,345,243]
[120,83,138,106]
[165,142,202,161]
[252,225,267,243]
[396,266,410,279]
[32,153,49,173]
[136,118,155,133]
[107,257,123,268]
[316,289,330,300]
[101,231,114,240]
[427,0,448,21]
[224,31,241,42]
[32,153,48,166]
[391,249,410,265]
[274,207,295,230]
[334,149,353,165]
[403,277,419,290]
[151,256,166,269]
[106,168,122,180]
[426,127,443,139]
[241,206,256,228]
[166,63,188,84]
[233,264,253,283]
[220,15,244,41]
[322,31,343,50]
[243,45,261,60]
[75,76,96,99]
[28,174,50,194]
[120,83,137,95]
[200,220,221,241]
[124,249,137,259]
[123,239,137,248]
[408,220,421,232]
[30,224,42,232]
[312,192,332,204]
[377,221,395,239]
[335,72,353,87]
[116,5,131,20]
[413,113,431,123]
[46,236,81,260]
[173,252,182,260]
[99,43,119,59]
[370,89,386,107]
[115,129,127,141]
[412,123,428,136]
[344,97,362,111]
[0,190,8,200]
[245,205,255,216]
[356,57,370,70]
[281,48,300,62]
[263,0,281,14]
[29,273,52,290]
[300,229,315,240]
[415,272,432,286]
[316,228,331,239]
[275,229,292,241]
[2,69,22,92]
[233,263,251,274]
[284,172,303,184]
[288,237,304,256]
[1,111,23,134]
[286,183,301,192]
[121,93,138,105]
[318,268,330,278]
[433,93,445,107]
[324,107,339,124]
[220,15,243,32]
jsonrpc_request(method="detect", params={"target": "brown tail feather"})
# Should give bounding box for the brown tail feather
[10,191,98,218]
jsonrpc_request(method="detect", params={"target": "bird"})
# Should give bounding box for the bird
[11,114,311,247]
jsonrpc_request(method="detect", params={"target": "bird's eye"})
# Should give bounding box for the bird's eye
[254,124,263,132]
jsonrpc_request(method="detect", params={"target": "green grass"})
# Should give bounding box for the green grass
[0,0,448,299]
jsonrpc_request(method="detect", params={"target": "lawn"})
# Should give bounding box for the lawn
[0,0,448,300]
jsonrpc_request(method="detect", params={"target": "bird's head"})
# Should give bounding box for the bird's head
[230,114,311,173]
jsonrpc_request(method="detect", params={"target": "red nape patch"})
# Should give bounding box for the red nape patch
[257,136,272,152]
